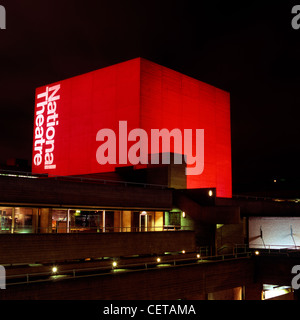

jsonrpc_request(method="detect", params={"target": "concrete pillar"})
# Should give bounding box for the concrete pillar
[154,211,163,231]
[39,208,52,233]
[114,211,121,232]
[122,211,132,232]
[32,208,39,233]
[67,209,70,233]
[103,210,106,232]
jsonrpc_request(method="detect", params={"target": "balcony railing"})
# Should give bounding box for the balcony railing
[5,245,252,287]
[0,225,193,234]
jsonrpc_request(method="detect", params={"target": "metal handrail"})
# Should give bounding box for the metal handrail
[5,249,252,286]
[0,225,193,234]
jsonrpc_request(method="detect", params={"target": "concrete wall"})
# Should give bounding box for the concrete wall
[0,176,172,210]
[216,221,246,254]
[0,257,253,300]
[173,191,240,224]
[0,231,195,264]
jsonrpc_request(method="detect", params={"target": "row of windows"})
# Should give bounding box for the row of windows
[0,207,193,233]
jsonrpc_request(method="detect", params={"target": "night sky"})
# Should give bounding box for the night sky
[0,1,300,193]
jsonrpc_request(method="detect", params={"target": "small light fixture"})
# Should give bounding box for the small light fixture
[182,211,186,218]
[112,261,118,268]
[182,250,186,254]
[254,250,260,256]
[196,254,200,259]
[208,190,213,197]
[52,266,58,273]
[273,179,277,183]
[156,257,161,263]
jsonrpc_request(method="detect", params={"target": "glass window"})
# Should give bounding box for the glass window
[14,208,34,234]
[167,211,181,230]
[0,207,13,233]
[52,209,68,233]
[70,210,103,233]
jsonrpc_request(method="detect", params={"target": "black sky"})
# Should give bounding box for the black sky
[0,0,300,192]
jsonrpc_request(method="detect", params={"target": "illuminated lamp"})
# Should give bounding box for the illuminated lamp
[52,266,58,273]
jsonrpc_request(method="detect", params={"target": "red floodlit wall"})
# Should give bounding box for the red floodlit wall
[139,59,231,197]
[32,58,141,176]
[32,58,232,197]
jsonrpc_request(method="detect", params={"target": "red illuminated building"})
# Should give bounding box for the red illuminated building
[1,58,299,301]
[32,58,232,198]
